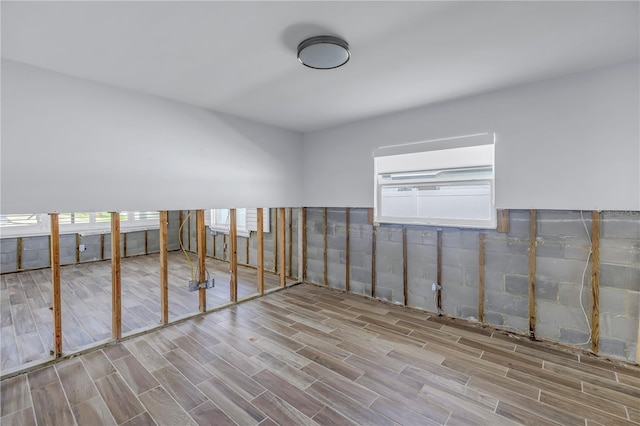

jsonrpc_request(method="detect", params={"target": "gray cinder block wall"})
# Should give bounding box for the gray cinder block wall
[305,208,640,362]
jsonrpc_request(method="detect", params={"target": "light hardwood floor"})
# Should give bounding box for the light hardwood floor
[1,283,639,425]
[1,252,286,373]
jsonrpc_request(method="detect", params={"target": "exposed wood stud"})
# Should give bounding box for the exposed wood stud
[257,208,265,295]
[48,236,52,267]
[288,208,293,278]
[478,232,486,323]
[50,213,62,356]
[402,226,408,306]
[436,230,443,315]
[528,209,537,340]
[345,208,350,293]
[123,232,128,258]
[367,208,374,225]
[245,236,250,265]
[323,208,328,286]
[197,210,206,313]
[100,234,105,261]
[229,208,238,302]
[591,210,601,353]
[144,230,148,255]
[75,233,81,263]
[301,208,307,282]
[111,212,122,340]
[159,211,169,325]
[497,209,510,233]
[187,210,192,251]
[278,207,286,287]
[371,221,377,299]
[223,234,227,261]
[16,237,23,270]
[213,234,217,259]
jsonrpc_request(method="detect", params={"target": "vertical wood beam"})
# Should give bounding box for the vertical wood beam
[197,210,206,313]
[111,212,122,340]
[50,213,62,356]
[436,230,443,315]
[591,211,600,353]
[187,211,192,251]
[257,208,265,294]
[223,234,227,261]
[75,234,81,263]
[144,230,149,255]
[345,208,350,293]
[159,211,169,325]
[273,209,277,272]
[528,209,537,339]
[371,217,377,299]
[497,209,510,233]
[478,232,486,323]
[229,209,238,302]
[323,208,328,286]
[278,208,286,287]
[100,234,105,261]
[288,208,293,278]
[245,237,249,265]
[123,233,128,258]
[402,226,408,307]
[213,234,217,259]
[367,208,374,225]
[301,208,307,282]
[16,237,23,270]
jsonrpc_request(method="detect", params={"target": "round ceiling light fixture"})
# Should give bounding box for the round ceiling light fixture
[297,36,350,70]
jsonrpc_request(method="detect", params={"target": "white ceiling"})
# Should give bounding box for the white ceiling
[2,1,639,133]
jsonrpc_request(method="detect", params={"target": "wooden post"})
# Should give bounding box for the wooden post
[159,211,169,324]
[123,232,127,258]
[371,219,377,299]
[273,209,277,272]
[478,232,486,323]
[223,234,227,261]
[100,234,105,260]
[402,226,408,306]
[50,214,62,356]
[591,211,600,353]
[367,208,374,225]
[197,210,206,312]
[16,237,23,270]
[528,209,537,339]
[436,230,442,315]
[75,234,81,263]
[229,209,238,302]
[278,208,286,287]
[144,230,149,255]
[213,234,217,259]
[345,208,350,293]
[497,209,510,233]
[288,208,293,278]
[301,208,307,282]
[111,212,122,340]
[323,208,328,286]
[257,208,265,294]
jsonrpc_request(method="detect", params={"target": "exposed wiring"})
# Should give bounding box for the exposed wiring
[178,212,195,281]
[574,210,593,347]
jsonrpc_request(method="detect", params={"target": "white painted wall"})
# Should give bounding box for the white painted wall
[303,61,640,210]
[1,60,303,213]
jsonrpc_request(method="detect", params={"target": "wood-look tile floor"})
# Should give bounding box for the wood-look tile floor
[1,252,286,373]
[2,284,639,425]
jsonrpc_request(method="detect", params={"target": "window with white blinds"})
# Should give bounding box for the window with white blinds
[209,208,270,237]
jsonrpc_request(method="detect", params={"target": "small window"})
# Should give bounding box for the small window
[209,208,270,237]
[374,134,496,229]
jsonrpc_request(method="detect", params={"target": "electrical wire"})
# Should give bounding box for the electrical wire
[178,212,195,281]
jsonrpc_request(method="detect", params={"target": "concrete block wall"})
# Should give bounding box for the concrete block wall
[306,208,325,285]
[348,208,373,297]
[599,212,640,360]
[305,208,640,362]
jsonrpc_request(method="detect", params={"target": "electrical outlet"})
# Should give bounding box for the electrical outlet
[188,281,199,292]
[79,244,86,252]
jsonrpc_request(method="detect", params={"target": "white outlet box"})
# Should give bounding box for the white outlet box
[79,244,86,252]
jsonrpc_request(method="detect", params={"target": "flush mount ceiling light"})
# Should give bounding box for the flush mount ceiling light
[297,36,350,70]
